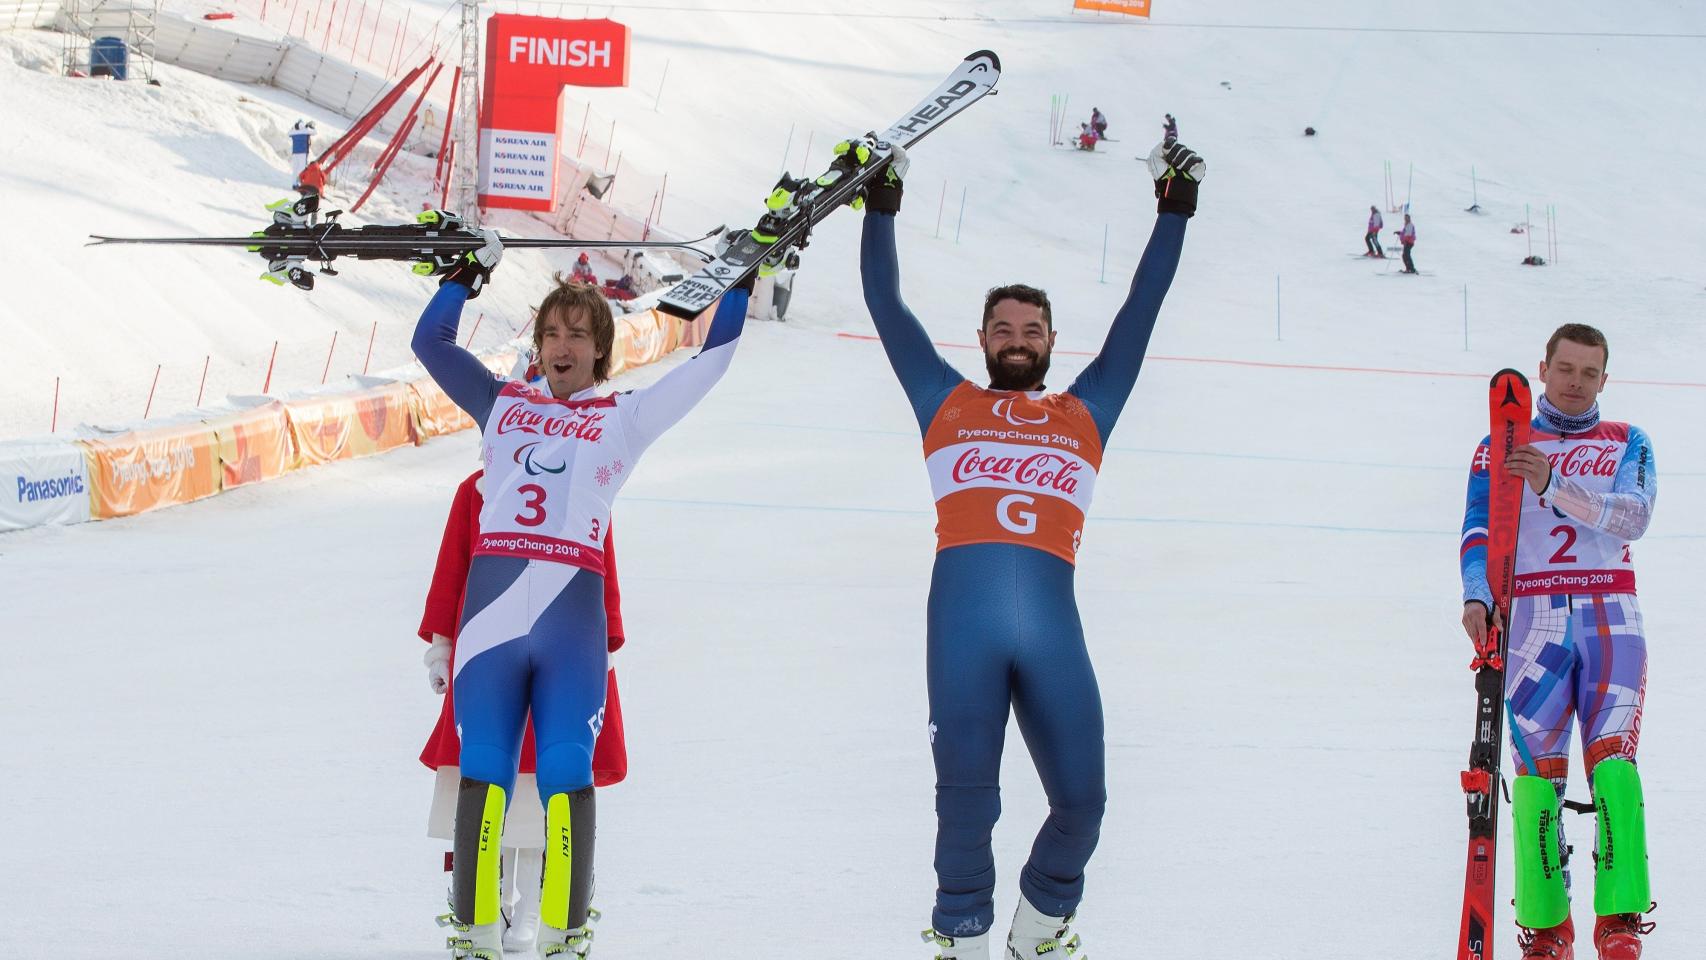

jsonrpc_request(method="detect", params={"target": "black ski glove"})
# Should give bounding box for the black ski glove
[836,137,908,214]
[1146,140,1206,219]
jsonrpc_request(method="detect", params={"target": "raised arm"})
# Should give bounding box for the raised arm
[1066,212,1188,441]
[1067,140,1202,443]
[411,268,502,426]
[618,287,750,455]
[860,210,965,434]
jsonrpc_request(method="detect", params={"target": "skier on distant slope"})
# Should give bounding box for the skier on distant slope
[1364,204,1384,257]
[411,215,751,959]
[1396,213,1418,273]
[852,135,1202,960]
[1459,324,1657,960]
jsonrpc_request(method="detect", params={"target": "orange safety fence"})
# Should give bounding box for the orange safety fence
[83,420,223,519]
[608,308,684,380]
[408,378,476,439]
[24,309,706,530]
[208,402,298,489]
[285,380,417,465]
[1073,0,1152,15]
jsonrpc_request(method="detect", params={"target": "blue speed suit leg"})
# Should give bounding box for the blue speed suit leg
[450,556,608,925]
[928,543,1107,937]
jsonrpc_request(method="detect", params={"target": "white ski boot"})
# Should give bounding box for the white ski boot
[502,848,544,953]
[535,909,599,958]
[1005,898,1084,960]
[443,920,504,960]
[922,928,990,960]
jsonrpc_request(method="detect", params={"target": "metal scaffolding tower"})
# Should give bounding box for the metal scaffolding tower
[61,0,160,83]
[452,0,482,225]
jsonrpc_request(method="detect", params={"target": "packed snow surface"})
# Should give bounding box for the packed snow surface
[2,2,1704,957]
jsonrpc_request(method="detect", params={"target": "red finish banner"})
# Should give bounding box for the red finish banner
[480,16,631,212]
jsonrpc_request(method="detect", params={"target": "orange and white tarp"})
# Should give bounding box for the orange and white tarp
[207,401,296,489]
[409,379,477,439]
[285,382,417,466]
[1073,0,1150,16]
[83,421,222,519]
[608,308,684,379]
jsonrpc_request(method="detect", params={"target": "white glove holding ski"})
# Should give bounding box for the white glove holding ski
[439,227,504,299]
[424,633,452,693]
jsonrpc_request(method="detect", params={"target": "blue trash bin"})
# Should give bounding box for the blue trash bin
[90,36,127,80]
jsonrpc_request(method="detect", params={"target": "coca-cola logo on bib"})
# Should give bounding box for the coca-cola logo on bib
[952,448,1082,494]
[1546,444,1618,479]
[495,402,606,442]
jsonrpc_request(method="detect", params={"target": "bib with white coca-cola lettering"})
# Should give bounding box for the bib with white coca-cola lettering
[1515,421,1642,596]
[476,382,632,574]
[922,382,1103,564]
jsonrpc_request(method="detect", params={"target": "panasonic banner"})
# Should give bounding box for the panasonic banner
[480,15,631,212]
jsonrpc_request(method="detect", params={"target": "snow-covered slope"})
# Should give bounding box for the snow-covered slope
[3,3,1705,958]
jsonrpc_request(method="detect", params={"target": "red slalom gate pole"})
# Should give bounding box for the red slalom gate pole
[263,341,279,393]
[935,180,947,238]
[439,142,455,208]
[321,330,339,384]
[464,313,484,349]
[656,171,668,225]
[196,354,210,406]
[350,1,367,59]
[801,130,813,171]
[143,363,161,419]
[51,377,59,433]
[366,0,383,60]
[434,66,461,187]
[322,0,337,49]
[363,320,377,375]
[603,119,615,169]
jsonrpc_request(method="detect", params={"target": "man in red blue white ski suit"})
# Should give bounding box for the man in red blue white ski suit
[413,227,749,958]
[1459,324,1657,960]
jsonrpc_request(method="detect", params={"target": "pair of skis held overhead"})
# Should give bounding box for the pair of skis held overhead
[88,50,1004,312]
[90,47,1538,957]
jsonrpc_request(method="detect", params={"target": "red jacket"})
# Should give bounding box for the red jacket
[417,471,628,785]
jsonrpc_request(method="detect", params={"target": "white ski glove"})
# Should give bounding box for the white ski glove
[424,633,452,693]
[439,226,504,299]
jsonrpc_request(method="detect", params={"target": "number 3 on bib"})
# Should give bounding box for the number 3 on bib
[516,484,548,527]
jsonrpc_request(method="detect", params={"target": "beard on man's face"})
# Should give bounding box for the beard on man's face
[984,344,1050,391]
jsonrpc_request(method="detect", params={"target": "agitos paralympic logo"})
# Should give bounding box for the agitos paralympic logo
[513,442,567,476]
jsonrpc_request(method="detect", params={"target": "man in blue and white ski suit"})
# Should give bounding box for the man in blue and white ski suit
[414,228,749,959]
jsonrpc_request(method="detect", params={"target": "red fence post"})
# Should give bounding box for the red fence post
[263,340,279,393]
[321,330,339,384]
[143,363,161,419]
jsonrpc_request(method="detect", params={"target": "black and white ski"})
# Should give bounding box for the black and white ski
[655,49,1001,319]
[89,223,720,262]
